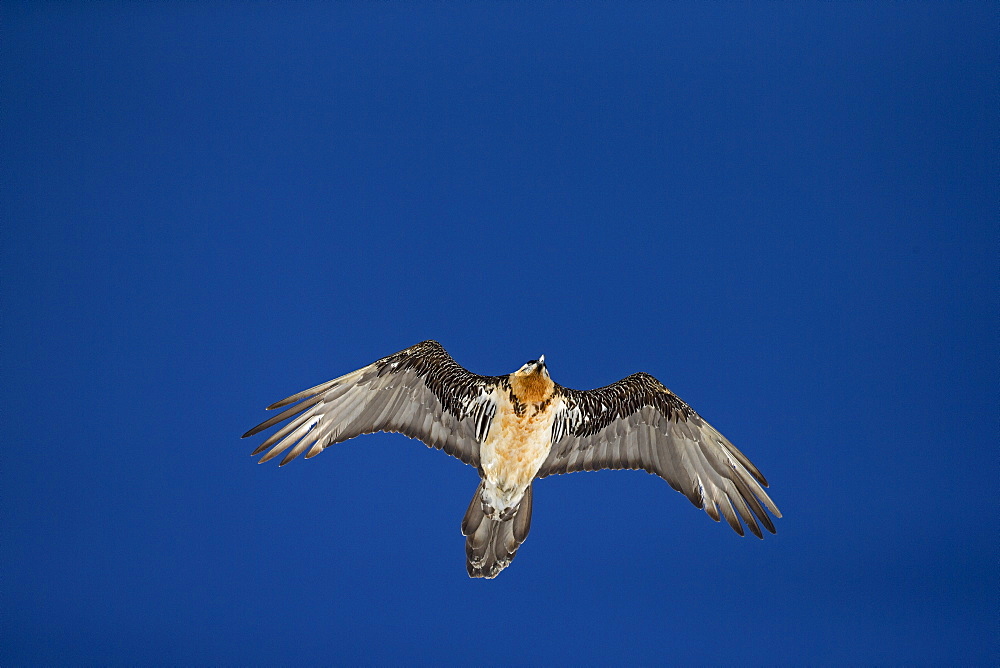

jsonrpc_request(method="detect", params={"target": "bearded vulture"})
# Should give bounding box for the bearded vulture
[243,340,781,578]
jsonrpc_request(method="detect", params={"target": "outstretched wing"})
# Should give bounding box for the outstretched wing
[242,341,504,468]
[539,373,781,538]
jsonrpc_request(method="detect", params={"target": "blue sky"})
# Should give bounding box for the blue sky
[3,2,996,664]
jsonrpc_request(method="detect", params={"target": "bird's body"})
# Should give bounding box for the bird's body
[480,365,557,516]
[243,340,780,578]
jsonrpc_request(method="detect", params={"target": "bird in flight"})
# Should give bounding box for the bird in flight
[243,340,781,578]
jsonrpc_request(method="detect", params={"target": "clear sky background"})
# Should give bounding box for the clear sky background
[3,3,996,664]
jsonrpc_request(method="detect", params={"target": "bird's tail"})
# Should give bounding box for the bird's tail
[461,481,533,579]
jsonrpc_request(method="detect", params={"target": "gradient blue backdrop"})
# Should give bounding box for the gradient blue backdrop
[3,3,996,664]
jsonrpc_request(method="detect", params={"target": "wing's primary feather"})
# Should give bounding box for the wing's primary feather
[539,373,781,537]
[242,340,504,468]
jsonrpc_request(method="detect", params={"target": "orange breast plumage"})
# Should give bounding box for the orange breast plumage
[479,386,559,515]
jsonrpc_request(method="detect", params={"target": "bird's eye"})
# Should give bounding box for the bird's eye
[525,360,537,366]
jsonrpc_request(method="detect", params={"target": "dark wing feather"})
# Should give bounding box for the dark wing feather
[540,373,781,538]
[242,341,503,468]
